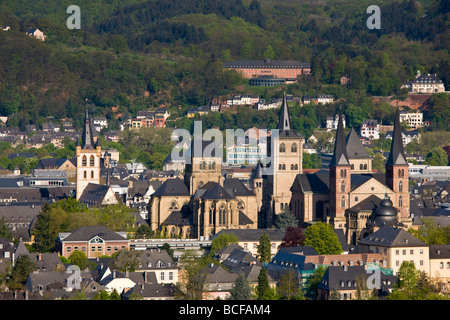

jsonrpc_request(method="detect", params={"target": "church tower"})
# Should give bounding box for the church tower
[184,140,223,195]
[76,109,101,200]
[265,94,303,225]
[329,109,351,229]
[385,109,410,223]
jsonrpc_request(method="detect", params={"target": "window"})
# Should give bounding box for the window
[291,143,297,153]
[396,250,399,255]
[341,181,346,192]
[440,262,444,269]
[399,181,403,192]
[410,249,414,255]
[279,143,286,153]
[169,272,173,281]
[82,155,87,167]
[83,171,87,179]
[91,171,94,178]
[399,196,403,207]
[341,196,345,208]
[403,250,406,255]
[161,272,165,281]
[90,155,95,167]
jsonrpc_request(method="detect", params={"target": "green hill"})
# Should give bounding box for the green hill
[0,0,448,130]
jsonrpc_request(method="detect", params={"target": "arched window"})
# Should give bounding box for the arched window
[83,171,87,179]
[279,143,286,153]
[90,155,95,167]
[351,164,354,170]
[282,164,286,170]
[169,201,179,210]
[279,164,283,170]
[341,181,346,192]
[341,196,346,208]
[82,156,87,167]
[280,203,284,210]
[355,196,359,202]
[209,207,214,225]
[364,164,367,170]
[291,143,297,153]
[291,164,295,170]
[295,164,298,170]
[360,164,363,170]
[91,171,94,178]
[399,196,403,207]
[219,205,226,226]
[399,180,403,192]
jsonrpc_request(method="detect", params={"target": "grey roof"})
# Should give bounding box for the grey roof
[162,211,193,226]
[213,228,286,242]
[223,179,254,197]
[123,282,176,299]
[358,227,426,247]
[238,211,254,225]
[293,171,330,193]
[152,178,189,197]
[81,109,99,150]
[61,226,128,242]
[318,265,397,292]
[223,60,311,69]
[345,128,370,159]
[197,182,233,200]
[348,195,383,212]
[196,264,238,284]
[278,246,318,255]
[78,183,117,206]
[429,245,450,259]
[27,252,64,272]
[386,109,408,166]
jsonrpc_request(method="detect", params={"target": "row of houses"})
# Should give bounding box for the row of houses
[2,223,449,300]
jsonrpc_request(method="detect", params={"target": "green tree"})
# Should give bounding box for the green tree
[257,233,272,264]
[0,217,13,240]
[425,147,449,166]
[263,45,275,59]
[9,254,37,290]
[229,272,252,300]
[304,222,342,255]
[278,269,304,300]
[32,204,69,252]
[134,224,154,239]
[273,207,298,229]
[210,233,239,256]
[408,218,449,245]
[68,250,91,270]
[304,266,327,299]
[162,243,175,261]
[372,152,385,173]
[256,267,271,300]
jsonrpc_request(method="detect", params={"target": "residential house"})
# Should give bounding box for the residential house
[326,114,346,131]
[212,229,286,258]
[26,28,46,41]
[360,120,380,140]
[399,111,424,129]
[317,265,397,300]
[357,227,429,276]
[429,245,450,292]
[401,71,445,93]
[385,130,420,145]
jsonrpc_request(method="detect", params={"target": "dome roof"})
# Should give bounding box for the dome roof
[371,195,398,227]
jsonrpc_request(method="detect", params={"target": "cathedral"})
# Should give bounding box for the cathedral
[149,95,411,243]
[290,108,412,244]
[149,139,259,238]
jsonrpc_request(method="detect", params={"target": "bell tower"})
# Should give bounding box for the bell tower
[329,109,351,229]
[385,109,410,223]
[76,109,101,200]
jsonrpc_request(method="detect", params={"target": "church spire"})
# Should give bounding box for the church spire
[386,108,407,166]
[81,108,95,150]
[277,92,291,131]
[330,109,350,167]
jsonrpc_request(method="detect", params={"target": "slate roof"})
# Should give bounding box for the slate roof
[60,226,128,242]
[162,210,193,226]
[122,282,176,299]
[223,179,255,197]
[429,245,450,259]
[152,178,189,197]
[318,265,397,293]
[276,94,302,138]
[330,109,350,167]
[345,128,370,159]
[78,183,118,206]
[348,195,383,212]
[196,264,238,284]
[386,109,408,166]
[358,227,426,247]
[223,60,311,69]
[238,211,254,225]
[196,182,233,200]
[213,228,286,242]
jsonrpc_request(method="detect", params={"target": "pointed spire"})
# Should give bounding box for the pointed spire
[81,108,95,149]
[386,109,407,166]
[253,160,263,179]
[345,128,369,159]
[330,109,350,167]
[277,92,291,131]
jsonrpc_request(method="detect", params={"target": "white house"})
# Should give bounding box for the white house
[26,28,46,41]
[326,114,346,131]
[360,120,380,140]
[399,111,424,129]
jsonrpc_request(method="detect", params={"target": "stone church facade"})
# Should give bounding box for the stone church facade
[290,109,412,244]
